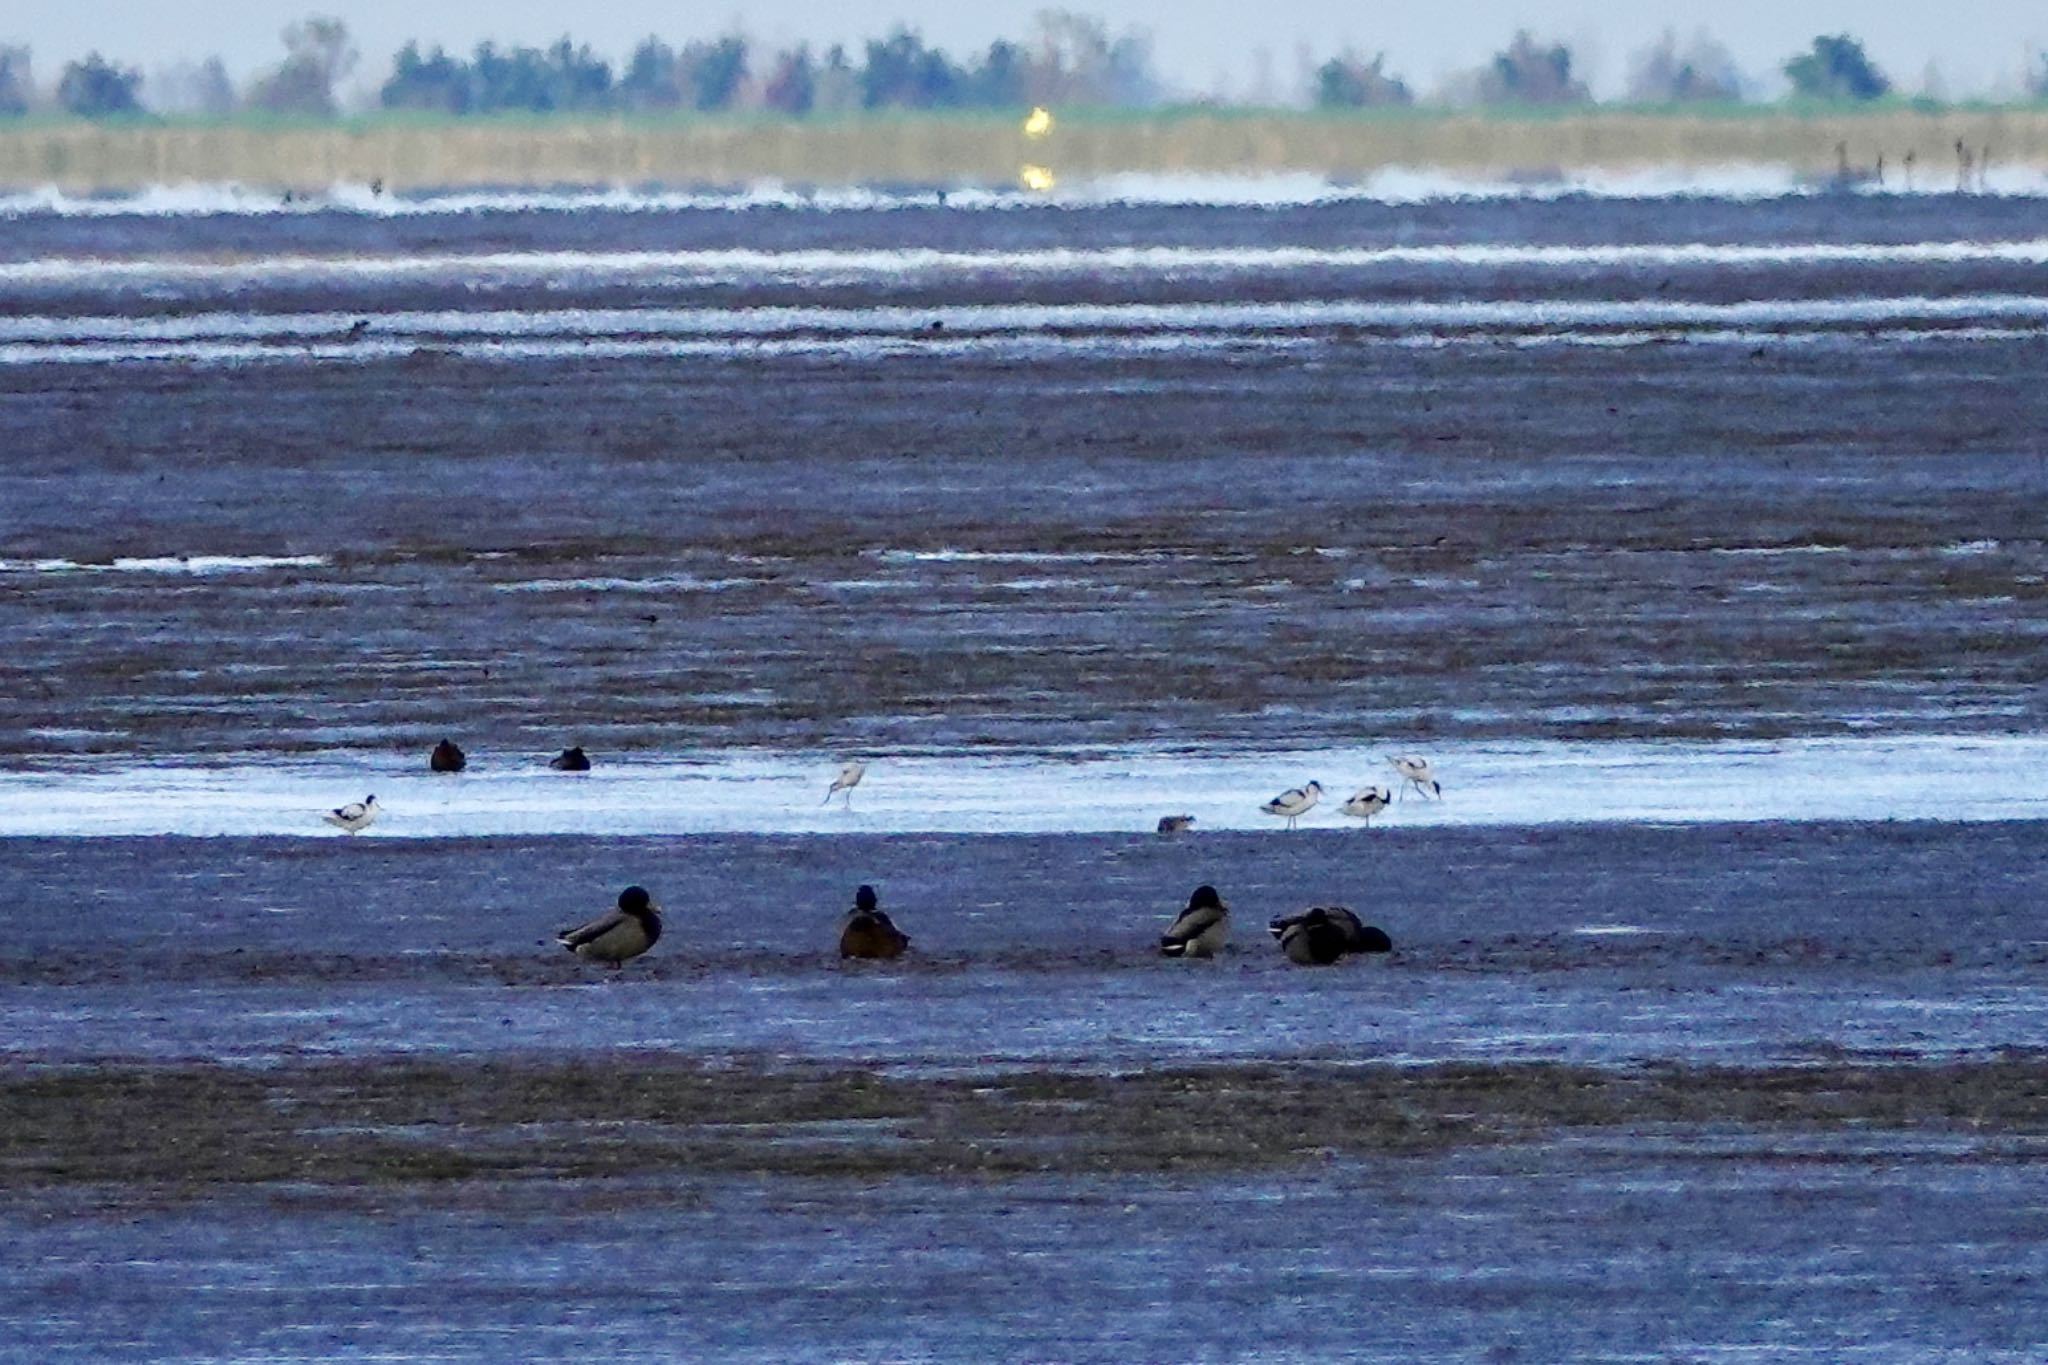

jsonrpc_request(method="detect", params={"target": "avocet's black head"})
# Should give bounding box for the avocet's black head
[1188,885,1224,911]
[618,886,654,914]
[854,885,879,912]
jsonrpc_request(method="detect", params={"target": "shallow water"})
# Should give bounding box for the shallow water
[2,734,2047,837]
[4,187,2048,762]
[5,178,2048,1358]
[3,824,2043,1069]
[8,1135,2048,1364]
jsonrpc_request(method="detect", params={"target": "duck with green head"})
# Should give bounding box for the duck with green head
[558,886,663,970]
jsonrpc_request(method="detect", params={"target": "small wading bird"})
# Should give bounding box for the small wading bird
[838,884,911,960]
[1340,786,1392,823]
[430,738,466,773]
[549,746,591,772]
[322,794,379,834]
[1156,814,1196,835]
[1387,755,1441,800]
[558,886,663,971]
[824,759,866,807]
[1268,906,1393,965]
[1260,780,1322,829]
[1160,885,1230,958]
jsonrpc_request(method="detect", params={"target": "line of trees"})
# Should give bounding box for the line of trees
[381,14,1159,118]
[5,18,2047,121]
[1313,31,1892,110]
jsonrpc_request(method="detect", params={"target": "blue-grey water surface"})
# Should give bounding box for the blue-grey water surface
[4,180,2048,1362]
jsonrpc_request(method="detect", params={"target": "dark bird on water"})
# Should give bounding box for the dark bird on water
[1156,814,1195,834]
[839,884,911,959]
[1160,884,1230,958]
[558,886,663,969]
[550,746,591,771]
[429,738,466,773]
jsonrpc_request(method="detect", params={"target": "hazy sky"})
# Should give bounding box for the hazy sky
[9,1,2048,101]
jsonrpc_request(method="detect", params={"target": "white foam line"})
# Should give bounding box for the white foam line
[0,322,2033,369]
[0,554,328,575]
[2,735,2045,837]
[4,165,2048,218]
[8,294,2048,346]
[7,239,2048,288]
[493,575,756,593]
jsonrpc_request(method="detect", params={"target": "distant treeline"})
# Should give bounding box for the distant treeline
[4,14,2048,122]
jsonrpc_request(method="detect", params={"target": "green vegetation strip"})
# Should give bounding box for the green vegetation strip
[5,1056,2047,1191]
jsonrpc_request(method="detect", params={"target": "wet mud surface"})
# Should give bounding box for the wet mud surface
[3,820,2046,1361]
[10,1053,2048,1189]
[7,192,2048,1358]
[5,1055,2048,1362]
[3,823,2046,1068]
[4,197,2048,761]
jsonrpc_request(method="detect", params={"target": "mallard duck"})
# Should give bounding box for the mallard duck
[1387,755,1440,800]
[1268,905,1394,963]
[322,794,378,834]
[549,746,591,771]
[430,738,467,773]
[1156,814,1196,834]
[823,759,866,807]
[1274,907,1352,965]
[1340,786,1392,822]
[557,886,662,969]
[1160,884,1229,958]
[838,884,910,959]
[1260,780,1322,829]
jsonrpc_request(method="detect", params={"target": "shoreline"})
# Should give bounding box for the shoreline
[4,108,2046,194]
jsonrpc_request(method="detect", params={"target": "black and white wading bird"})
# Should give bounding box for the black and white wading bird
[1340,786,1392,823]
[1267,906,1394,965]
[824,759,867,807]
[1387,755,1441,800]
[322,794,379,834]
[1260,780,1322,829]
[1160,884,1230,958]
[838,884,911,959]
[557,886,663,970]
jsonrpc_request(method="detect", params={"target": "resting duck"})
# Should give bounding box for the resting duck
[1274,907,1351,965]
[1156,814,1196,834]
[1268,905,1394,964]
[557,886,662,969]
[838,884,911,959]
[1160,884,1229,958]
[550,746,592,771]
[322,794,379,834]
[430,738,467,773]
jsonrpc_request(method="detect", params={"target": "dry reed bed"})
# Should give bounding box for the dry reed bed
[3,111,2045,193]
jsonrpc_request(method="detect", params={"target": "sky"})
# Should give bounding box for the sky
[7,1,2047,102]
